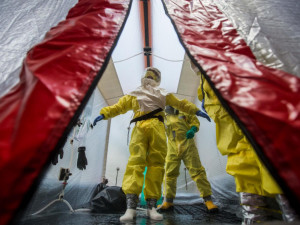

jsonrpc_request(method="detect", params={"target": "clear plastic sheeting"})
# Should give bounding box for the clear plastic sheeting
[214,0,300,77]
[0,0,78,97]
[15,90,108,221]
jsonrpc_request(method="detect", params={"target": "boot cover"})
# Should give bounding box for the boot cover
[120,194,138,222]
[146,198,157,209]
[147,198,163,220]
[240,192,269,223]
[157,201,174,210]
[205,200,218,212]
[276,194,299,222]
[120,209,136,222]
[147,207,163,221]
[126,194,139,209]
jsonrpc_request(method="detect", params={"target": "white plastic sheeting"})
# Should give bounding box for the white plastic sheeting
[0,0,78,97]
[214,0,300,77]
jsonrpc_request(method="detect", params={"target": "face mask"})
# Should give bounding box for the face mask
[141,77,159,87]
[165,106,179,115]
[142,67,161,85]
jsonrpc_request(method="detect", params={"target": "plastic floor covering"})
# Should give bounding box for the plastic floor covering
[17,204,242,225]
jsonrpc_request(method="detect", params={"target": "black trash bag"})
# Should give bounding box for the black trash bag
[91,182,108,199]
[91,186,126,213]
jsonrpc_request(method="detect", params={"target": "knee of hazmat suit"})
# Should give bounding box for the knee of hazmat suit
[164,107,212,199]
[98,67,200,201]
[190,61,282,197]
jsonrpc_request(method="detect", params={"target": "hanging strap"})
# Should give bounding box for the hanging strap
[200,73,208,113]
[130,108,164,124]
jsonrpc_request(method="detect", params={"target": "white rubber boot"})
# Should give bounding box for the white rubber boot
[120,194,138,222]
[147,207,163,221]
[120,209,136,222]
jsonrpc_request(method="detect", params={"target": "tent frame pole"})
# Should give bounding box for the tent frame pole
[101,119,111,182]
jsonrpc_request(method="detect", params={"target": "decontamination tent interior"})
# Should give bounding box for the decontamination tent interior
[0,0,300,225]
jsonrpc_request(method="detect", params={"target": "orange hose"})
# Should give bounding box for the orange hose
[139,0,152,68]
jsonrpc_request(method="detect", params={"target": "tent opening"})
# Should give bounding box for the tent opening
[1,0,299,225]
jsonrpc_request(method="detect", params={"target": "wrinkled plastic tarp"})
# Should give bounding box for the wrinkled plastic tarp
[163,0,300,209]
[214,0,300,78]
[0,0,78,97]
[0,1,131,225]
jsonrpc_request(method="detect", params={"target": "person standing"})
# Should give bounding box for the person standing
[158,106,218,212]
[191,62,298,224]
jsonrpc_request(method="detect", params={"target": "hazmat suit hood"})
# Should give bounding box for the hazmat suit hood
[129,67,169,112]
[141,67,161,86]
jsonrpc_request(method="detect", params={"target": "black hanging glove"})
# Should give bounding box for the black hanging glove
[77,146,88,170]
[51,148,64,165]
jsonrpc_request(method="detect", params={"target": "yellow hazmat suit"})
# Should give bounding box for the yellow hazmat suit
[196,71,282,196]
[164,112,212,199]
[100,92,199,201]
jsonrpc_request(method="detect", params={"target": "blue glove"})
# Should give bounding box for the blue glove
[196,110,211,122]
[186,126,198,139]
[93,114,104,126]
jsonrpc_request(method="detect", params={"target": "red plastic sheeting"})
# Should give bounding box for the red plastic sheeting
[0,1,130,224]
[164,1,300,205]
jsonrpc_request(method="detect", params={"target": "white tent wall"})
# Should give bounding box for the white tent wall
[112,0,144,94]
[20,88,108,216]
[151,0,185,93]
[0,0,78,97]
